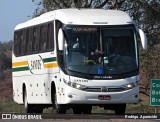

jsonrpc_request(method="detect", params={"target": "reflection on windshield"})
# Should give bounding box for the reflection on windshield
[64,26,138,75]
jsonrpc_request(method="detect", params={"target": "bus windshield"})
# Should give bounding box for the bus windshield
[63,25,138,75]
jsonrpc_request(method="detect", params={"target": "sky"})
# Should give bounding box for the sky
[0,0,40,42]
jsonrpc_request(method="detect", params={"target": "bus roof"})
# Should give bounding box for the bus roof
[15,9,133,30]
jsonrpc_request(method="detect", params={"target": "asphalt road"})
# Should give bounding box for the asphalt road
[0,119,157,122]
[0,113,159,122]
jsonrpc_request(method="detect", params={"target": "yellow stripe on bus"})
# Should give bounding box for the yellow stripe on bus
[12,61,28,67]
[44,63,58,68]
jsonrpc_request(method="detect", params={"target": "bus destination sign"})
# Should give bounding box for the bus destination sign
[73,27,97,32]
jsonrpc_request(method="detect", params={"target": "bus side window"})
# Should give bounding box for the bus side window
[30,28,33,54]
[32,27,36,53]
[26,28,33,55]
[20,31,24,56]
[26,29,29,54]
[40,25,43,52]
[40,25,44,52]
[51,23,54,50]
[21,30,27,55]
[47,23,54,51]
[46,24,50,50]
[18,31,22,56]
[44,24,47,51]
[35,26,40,53]
[14,32,20,56]
[19,31,22,56]
[40,24,47,52]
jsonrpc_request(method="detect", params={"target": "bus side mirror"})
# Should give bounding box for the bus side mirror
[139,29,147,50]
[58,28,64,51]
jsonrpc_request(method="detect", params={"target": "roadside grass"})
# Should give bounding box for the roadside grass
[126,101,156,114]
[0,98,23,113]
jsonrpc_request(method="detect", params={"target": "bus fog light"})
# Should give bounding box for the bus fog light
[68,94,73,98]
[135,94,138,98]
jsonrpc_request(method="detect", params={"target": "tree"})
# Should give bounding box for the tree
[33,0,160,33]
[120,0,160,95]
[32,0,127,16]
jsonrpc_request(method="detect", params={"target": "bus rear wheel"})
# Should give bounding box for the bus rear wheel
[24,88,43,113]
[24,89,33,113]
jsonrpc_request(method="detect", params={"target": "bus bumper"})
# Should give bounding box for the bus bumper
[63,86,139,104]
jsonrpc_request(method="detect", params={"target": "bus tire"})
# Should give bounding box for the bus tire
[24,89,33,113]
[55,92,66,114]
[114,104,126,115]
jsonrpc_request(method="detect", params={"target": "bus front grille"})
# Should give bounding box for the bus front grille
[82,87,125,92]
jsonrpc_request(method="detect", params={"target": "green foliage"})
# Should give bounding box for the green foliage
[0,98,23,113]
[32,0,125,16]
[0,41,12,71]
[0,41,13,51]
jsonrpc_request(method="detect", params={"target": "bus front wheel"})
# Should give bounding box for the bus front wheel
[54,92,66,114]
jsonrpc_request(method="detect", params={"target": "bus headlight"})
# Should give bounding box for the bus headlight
[123,82,136,90]
[63,79,86,90]
[123,81,139,90]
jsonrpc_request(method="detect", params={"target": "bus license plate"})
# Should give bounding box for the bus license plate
[98,95,111,100]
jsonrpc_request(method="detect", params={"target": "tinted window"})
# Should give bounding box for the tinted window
[40,25,47,52]
[34,26,40,53]
[26,29,32,54]
[14,32,20,56]
[47,23,54,51]
[14,21,54,56]
[21,30,27,55]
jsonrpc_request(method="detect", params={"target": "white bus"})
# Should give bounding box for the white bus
[12,9,147,114]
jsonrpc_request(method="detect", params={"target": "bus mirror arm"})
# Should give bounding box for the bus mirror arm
[58,28,64,51]
[139,29,147,50]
